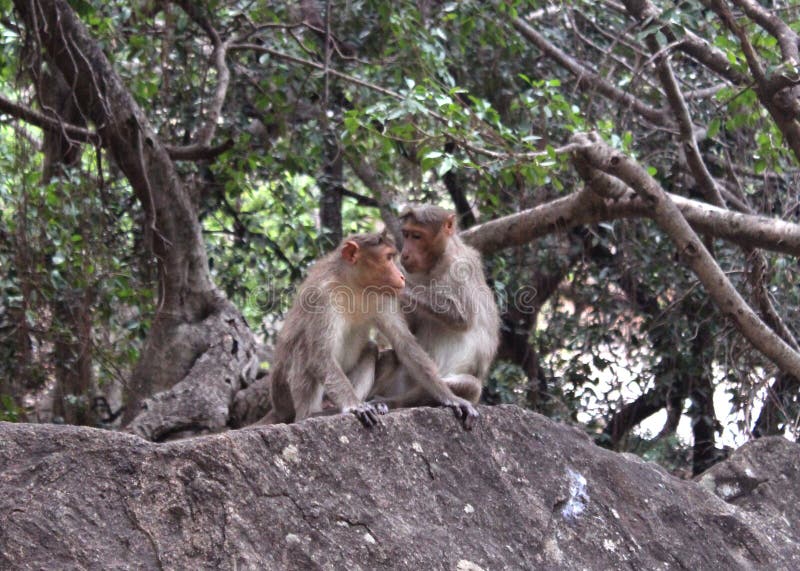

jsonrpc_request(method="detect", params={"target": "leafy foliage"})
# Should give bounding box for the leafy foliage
[2,0,800,474]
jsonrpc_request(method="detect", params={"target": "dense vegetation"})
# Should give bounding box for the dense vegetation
[2,0,800,475]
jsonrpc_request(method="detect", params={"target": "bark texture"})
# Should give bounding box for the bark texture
[1,407,799,569]
[12,0,258,436]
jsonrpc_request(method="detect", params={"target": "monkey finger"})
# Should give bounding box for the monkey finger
[447,402,464,420]
[374,402,389,415]
[462,405,480,431]
[353,406,379,428]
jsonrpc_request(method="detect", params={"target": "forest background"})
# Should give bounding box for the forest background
[2,0,800,477]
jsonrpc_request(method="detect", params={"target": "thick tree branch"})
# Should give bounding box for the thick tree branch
[572,132,800,382]
[677,31,750,86]
[461,184,800,259]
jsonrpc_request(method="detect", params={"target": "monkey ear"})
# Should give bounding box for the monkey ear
[341,240,360,264]
[444,213,457,235]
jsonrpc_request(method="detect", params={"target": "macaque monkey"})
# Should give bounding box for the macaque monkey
[260,231,478,428]
[371,205,500,412]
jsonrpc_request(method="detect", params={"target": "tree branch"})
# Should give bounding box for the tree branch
[704,0,800,162]
[731,0,800,63]
[572,131,800,382]
[623,0,725,206]
[0,92,98,143]
[173,1,231,148]
[507,10,668,125]
[461,183,800,259]
[1,92,233,161]
[346,154,403,245]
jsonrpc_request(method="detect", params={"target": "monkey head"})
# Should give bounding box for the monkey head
[399,205,456,274]
[340,231,406,293]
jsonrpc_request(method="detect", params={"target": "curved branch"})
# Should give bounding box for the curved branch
[164,139,234,161]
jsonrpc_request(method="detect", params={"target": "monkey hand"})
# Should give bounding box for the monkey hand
[443,398,480,431]
[344,402,384,428]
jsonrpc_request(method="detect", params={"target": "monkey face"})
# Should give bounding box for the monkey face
[400,222,447,274]
[377,245,407,292]
[358,244,406,293]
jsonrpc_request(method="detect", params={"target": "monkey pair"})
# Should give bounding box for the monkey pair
[259,205,500,429]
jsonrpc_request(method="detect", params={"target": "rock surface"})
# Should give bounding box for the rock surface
[1,405,798,570]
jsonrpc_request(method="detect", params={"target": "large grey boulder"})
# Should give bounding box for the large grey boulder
[1,405,798,570]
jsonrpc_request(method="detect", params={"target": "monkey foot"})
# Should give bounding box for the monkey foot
[344,403,385,428]
[445,400,480,431]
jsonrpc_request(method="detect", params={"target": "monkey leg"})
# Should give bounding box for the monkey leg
[255,372,294,424]
[373,373,482,407]
[346,342,379,402]
[442,373,483,404]
[291,379,325,422]
[368,349,413,399]
[255,409,285,425]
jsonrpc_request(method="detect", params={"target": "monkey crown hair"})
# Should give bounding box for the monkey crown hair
[398,204,456,232]
[340,229,396,250]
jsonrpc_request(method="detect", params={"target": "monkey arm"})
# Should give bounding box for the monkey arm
[375,309,479,429]
[320,359,363,411]
[402,286,470,331]
[319,358,385,427]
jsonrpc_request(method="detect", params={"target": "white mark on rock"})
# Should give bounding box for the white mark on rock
[456,560,485,571]
[339,435,350,444]
[273,457,289,474]
[542,538,564,563]
[611,508,620,519]
[501,466,508,473]
[603,538,617,552]
[717,482,741,500]
[562,468,589,520]
[335,521,349,527]
[412,441,424,453]
[285,533,301,545]
[464,503,475,514]
[363,532,376,545]
[282,444,300,464]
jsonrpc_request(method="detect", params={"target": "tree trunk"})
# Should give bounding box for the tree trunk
[13,0,259,440]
